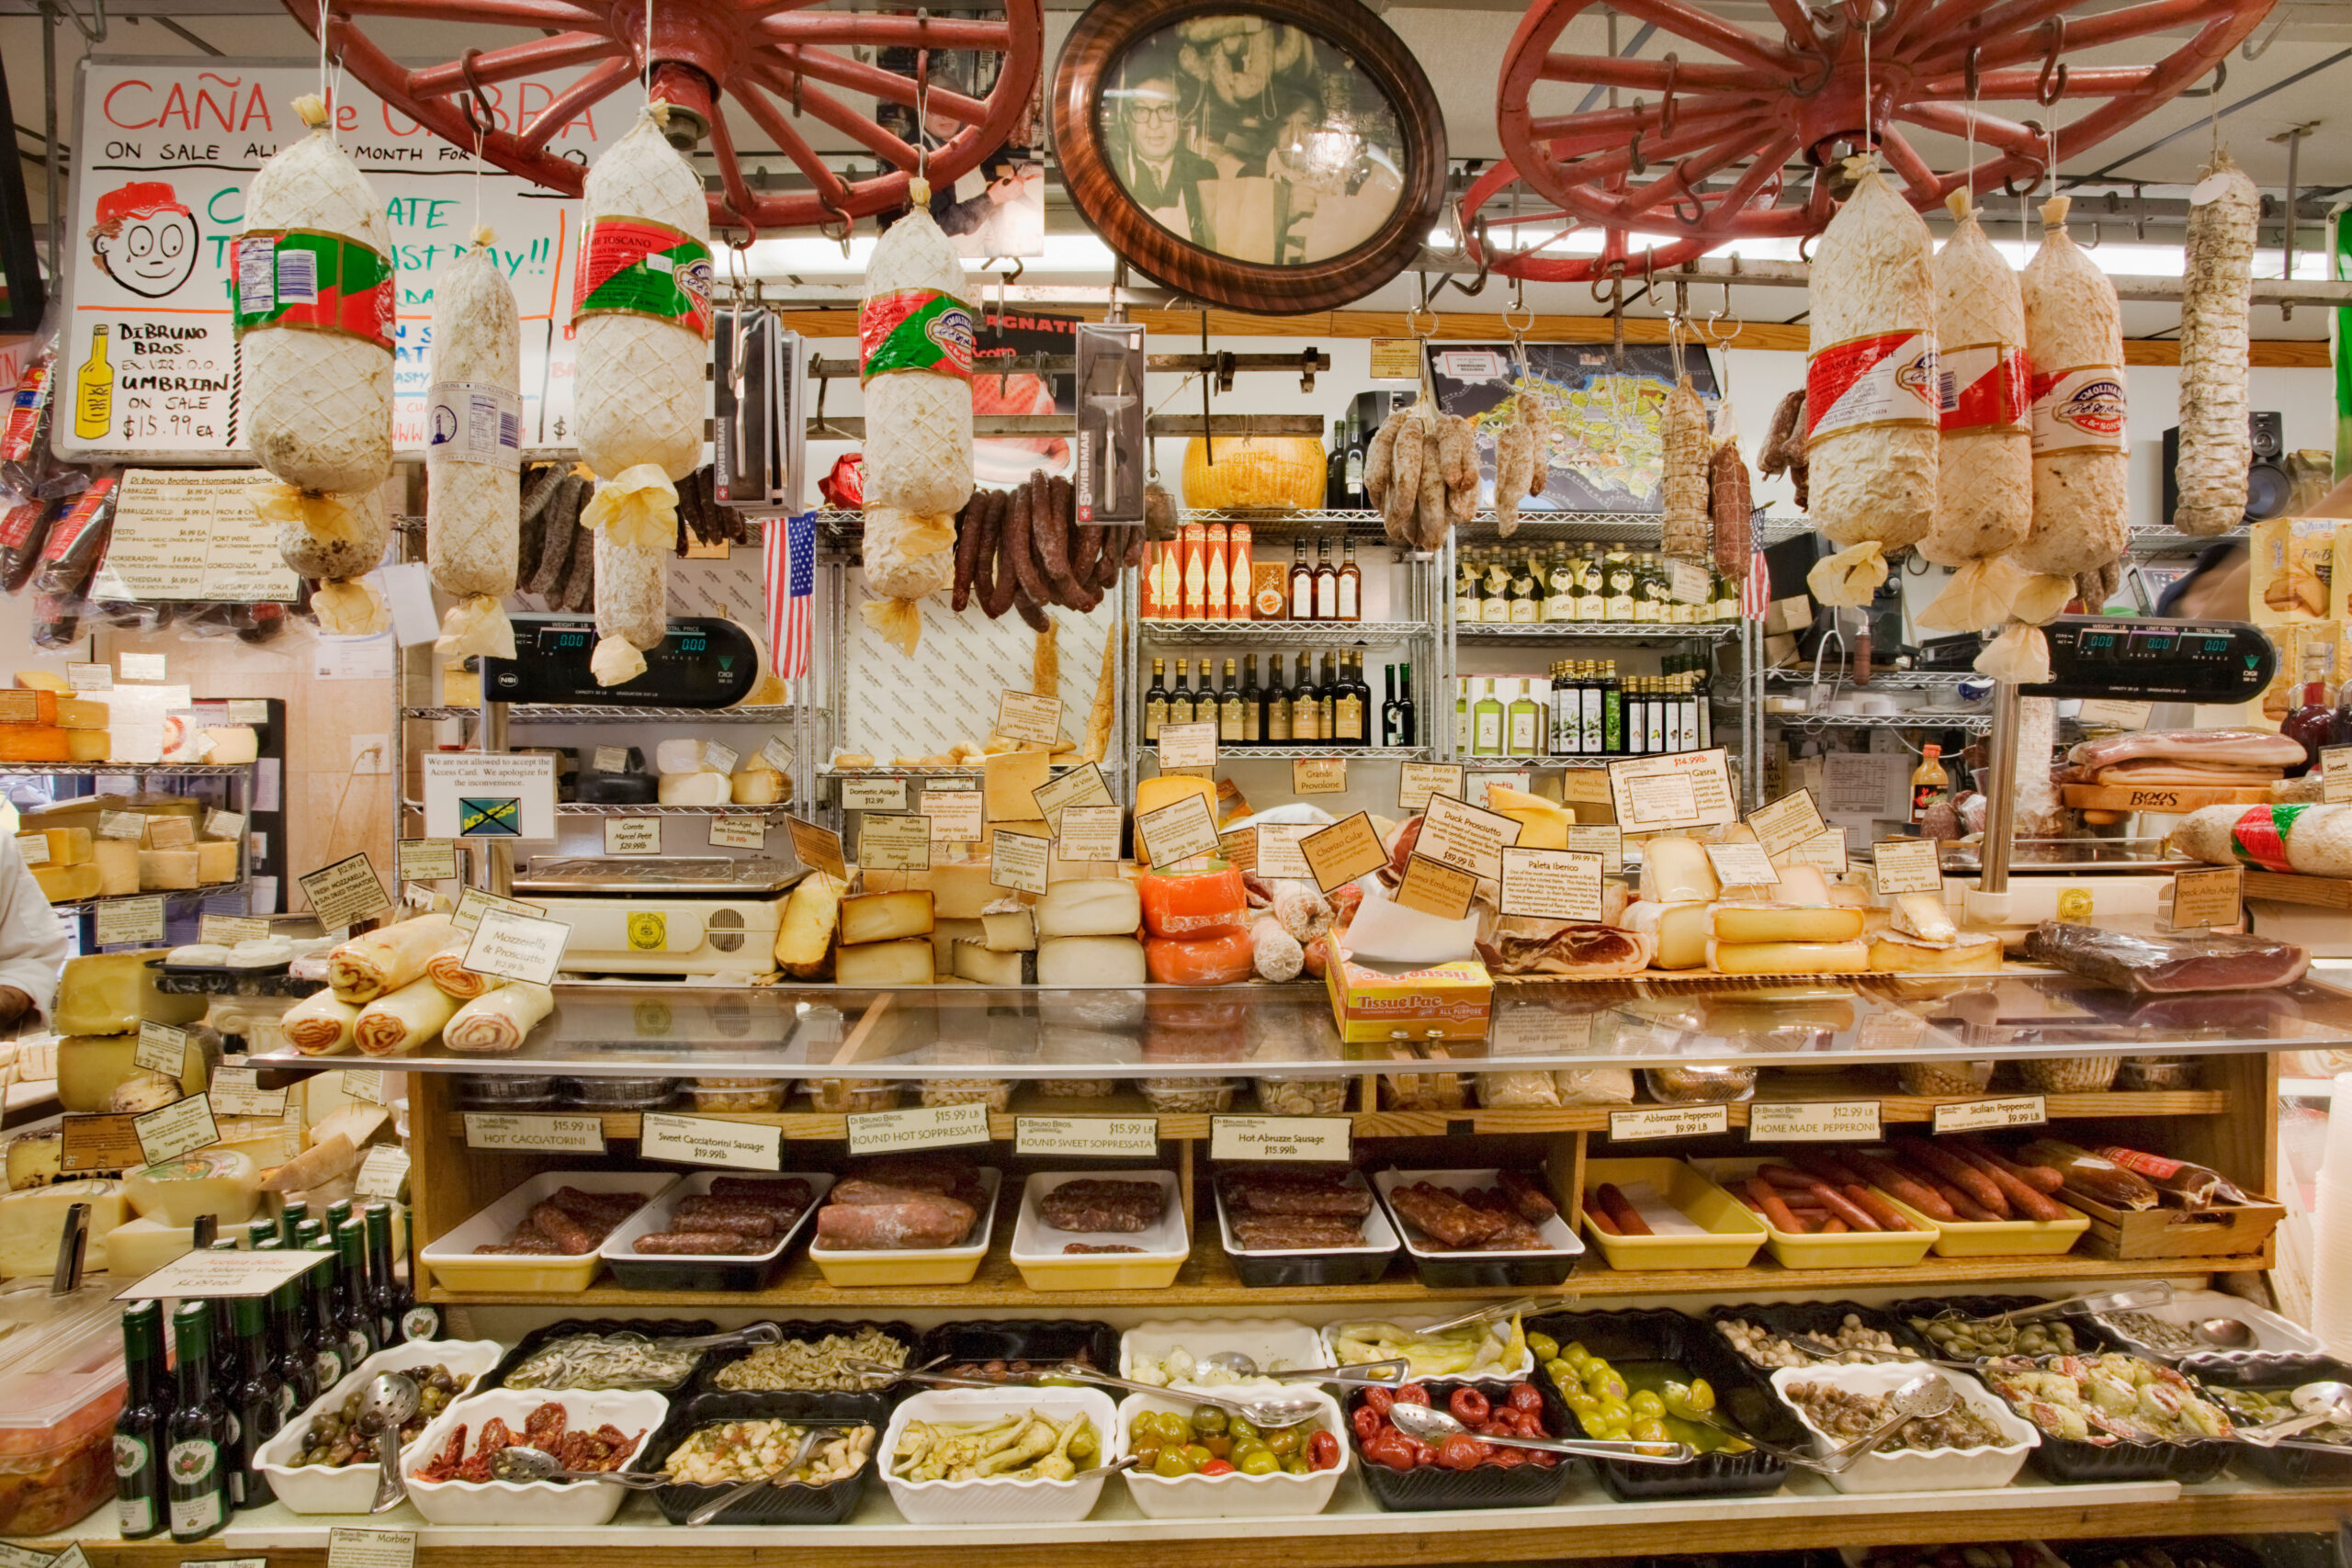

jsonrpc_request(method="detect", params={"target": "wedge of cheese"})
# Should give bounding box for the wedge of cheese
[91,838,139,897]
[1035,876,1142,939]
[1037,934,1147,987]
[926,918,984,975]
[840,889,934,945]
[31,863,101,902]
[196,840,238,883]
[55,698,107,729]
[1889,892,1959,944]
[1621,900,1710,969]
[863,862,995,919]
[0,727,71,762]
[0,1179,126,1278]
[983,750,1052,822]
[138,848,200,890]
[13,671,65,693]
[833,938,934,987]
[980,903,1036,953]
[95,1214,198,1279]
[65,730,110,762]
[17,828,93,866]
[1711,903,1867,944]
[1487,784,1574,850]
[1638,836,1720,904]
[775,873,843,978]
[1707,938,1871,976]
[1869,931,2001,973]
[124,1149,261,1225]
[657,771,731,807]
[56,950,205,1037]
[952,940,1034,986]
[1133,774,1217,867]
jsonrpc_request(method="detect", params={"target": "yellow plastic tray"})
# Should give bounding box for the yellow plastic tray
[1879,1190,2090,1258]
[1695,1157,1940,1269]
[1578,1157,1769,1271]
[1008,1171,1188,1292]
[807,1168,1001,1287]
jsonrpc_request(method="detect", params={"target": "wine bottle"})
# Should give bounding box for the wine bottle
[115,1300,170,1540]
[164,1302,230,1543]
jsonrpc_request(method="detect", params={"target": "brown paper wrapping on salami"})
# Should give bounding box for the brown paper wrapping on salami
[241,95,394,497]
[2017,197,2128,579]
[2174,152,2260,538]
[1804,161,1938,607]
[426,231,523,659]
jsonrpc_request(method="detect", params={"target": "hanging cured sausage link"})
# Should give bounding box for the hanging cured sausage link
[425,234,523,659]
[2174,152,2260,538]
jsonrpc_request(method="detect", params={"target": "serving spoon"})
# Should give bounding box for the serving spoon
[2191,1316,2258,1349]
[2232,1382,2352,1449]
[1194,1353,1410,1389]
[1046,1363,1324,1429]
[1386,1402,1696,1464]
[363,1374,420,1516]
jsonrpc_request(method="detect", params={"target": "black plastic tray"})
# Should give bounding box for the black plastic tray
[639,1390,883,1525]
[1972,1352,2237,1483]
[1212,1176,1398,1289]
[1705,1300,1917,1373]
[1888,1294,2125,1361]
[476,1317,723,1393]
[2207,1358,2352,1484]
[1346,1379,1580,1512]
[600,1177,825,1293]
[1528,1307,1795,1500]
[916,1319,1120,1381]
[691,1320,923,1416]
[1376,1172,1579,1290]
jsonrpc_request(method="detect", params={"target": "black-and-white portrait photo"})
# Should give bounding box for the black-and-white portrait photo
[1098,16,1407,266]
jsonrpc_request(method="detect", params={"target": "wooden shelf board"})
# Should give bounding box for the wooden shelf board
[424,1222,2264,1310]
[40,1479,2352,1568]
[443,1084,2229,1145]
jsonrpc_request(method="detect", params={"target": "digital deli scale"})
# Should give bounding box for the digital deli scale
[1946,616,2277,942]
[514,859,808,978]
[480,615,764,707]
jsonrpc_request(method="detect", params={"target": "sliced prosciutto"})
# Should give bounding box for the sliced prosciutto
[2025,920,2307,994]
[2068,729,2306,772]
[1476,923,1655,977]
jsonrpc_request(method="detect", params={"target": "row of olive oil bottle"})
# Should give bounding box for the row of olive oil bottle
[1456,545,1741,625]
[1143,653,1417,748]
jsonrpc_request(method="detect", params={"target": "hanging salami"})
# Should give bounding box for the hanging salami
[424,234,523,658]
[2016,196,2130,581]
[2174,152,2260,538]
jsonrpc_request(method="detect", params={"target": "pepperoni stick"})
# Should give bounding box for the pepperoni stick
[1758,1164,1820,1190]
[1946,1144,2070,1221]
[1820,1218,1850,1235]
[1921,1174,2004,1223]
[1802,1180,1883,1232]
[1788,1150,1871,1189]
[1845,1151,1958,1221]
[1595,1184,1651,1236]
[1951,1136,2065,1194]
[1745,1176,1805,1234]
[1843,1185,1918,1232]
[951,491,990,612]
[1897,1139,2009,1216]
[1002,481,1053,608]
[1581,1195,1620,1235]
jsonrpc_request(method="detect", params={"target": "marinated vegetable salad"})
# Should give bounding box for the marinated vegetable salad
[1329,1314,1527,1379]
[1981,1354,2233,1443]
[890,1412,1099,1483]
[662,1421,876,1487]
[1130,1404,1340,1478]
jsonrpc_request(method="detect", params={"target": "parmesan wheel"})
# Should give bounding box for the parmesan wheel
[1926,195,2030,568]
[861,190,975,516]
[2175,152,2259,537]
[1804,164,1938,604]
[425,233,522,658]
[242,96,394,495]
[2017,197,2128,578]
[573,107,710,484]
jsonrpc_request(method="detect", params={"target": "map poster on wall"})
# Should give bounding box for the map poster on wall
[1422,343,1721,514]
[57,57,637,462]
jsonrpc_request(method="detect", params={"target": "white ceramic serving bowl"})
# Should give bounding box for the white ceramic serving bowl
[1769,1363,2038,1495]
[255,1339,506,1516]
[877,1385,1121,1525]
[399,1386,668,1526]
[1114,1388,1347,1519]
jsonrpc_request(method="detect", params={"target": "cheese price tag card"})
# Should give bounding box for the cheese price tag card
[1498,848,1606,921]
[1157,721,1217,771]
[995,689,1064,748]
[1872,837,1945,896]
[786,816,848,880]
[1136,793,1221,865]
[1747,788,1827,859]
[1607,749,1737,832]
[1033,762,1114,832]
[1393,854,1476,920]
[859,813,932,871]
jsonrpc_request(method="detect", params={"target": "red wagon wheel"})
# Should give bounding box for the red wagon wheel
[1458,157,1745,283]
[287,0,1045,233]
[1497,0,2277,255]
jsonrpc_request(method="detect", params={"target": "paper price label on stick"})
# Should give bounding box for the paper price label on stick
[96,811,144,842]
[396,838,460,882]
[1393,854,1476,920]
[1607,749,1737,832]
[846,1102,992,1156]
[198,914,270,947]
[209,1066,288,1118]
[593,745,631,774]
[1157,721,1217,771]
[95,896,165,948]
[113,1246,334,1303]
[133,1021,187,1077]
[1136,793,1221,865]
[450,886,544,935]
[462,906,573,987]
[703,740,739,777]
[786,816,847,880]
[355,1144,411,1201]
[120,652,165,682]
[1032,763,1114,832]
[300,853,392,931]
[859,813,932,871]
[145,815,195,849]
[708,816,764,850]
[758,737,795,774]
[1293,757,1347,795]
[66,663,109,694]
[1419,793,1522,880]
[1398,762,1464,812]
[996,689,1064,748]
[1056,804,1122,863]
[1747,1100,1883,1143]
[1705,841,1780,890]
[204,808,246,843]
[1748,788,1827,859]
[1872,837,1945,896]
[60,1114,141,1175]
[2171,865,2243,931]
[135,1092,220,1165]
[604,818,662,857]
[640,1113,783,1171]
[991,830,1049,896]
[1790,827,1849,875]
[840,777,909,812]
[922,788,985,842]
[1298,812,1387,894]
[1498,847,1606,922]
[2324,748,2352,805]
[1255,823,1314,881]
[1563,824,1623,874]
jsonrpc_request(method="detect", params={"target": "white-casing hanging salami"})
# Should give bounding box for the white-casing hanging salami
[1803,162,1939,606]
[2016,196,2128,579]
[571,103,711,684]
[857,177,975,650]
[237,95,394,495]
[2174,152,2259,537]
[424,232,522,658]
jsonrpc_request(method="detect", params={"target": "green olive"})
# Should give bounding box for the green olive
[1154,1448,1195,1478]
[1191,1405,1228,1437]
[1629,1390,1666,1419]
[1227,1416,1261,1443]
[1238,1449,1279,1476]
[1526,1331,1560,1363]
[1265,1425,1305,1458]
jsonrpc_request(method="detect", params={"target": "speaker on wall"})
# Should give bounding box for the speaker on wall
[2164,412,2290,525]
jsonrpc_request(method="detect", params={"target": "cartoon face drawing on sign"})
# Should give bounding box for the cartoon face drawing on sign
[88,182,198,299]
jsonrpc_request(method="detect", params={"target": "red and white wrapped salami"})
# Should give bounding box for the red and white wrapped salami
[1804,161,1939,607]
[2017,196,2128,579]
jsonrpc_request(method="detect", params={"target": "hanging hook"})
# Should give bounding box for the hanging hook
[819,193,854,253]
[912,22,932,182]
[2242,9,2289,61]
[1659,53,1679,137]
[1427,219,1491,305]
[1627,124,1647,178]
[2178,58,2227,97]
[1962,43,1982,105]
[1407,272,1440,340]
[2033,17,2068,107]
[457,47,497,143]
[1789,43,1834,98]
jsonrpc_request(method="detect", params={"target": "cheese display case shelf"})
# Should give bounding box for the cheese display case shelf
[549,803,798,819]
[45,881,243,916]
[403,705,810,725]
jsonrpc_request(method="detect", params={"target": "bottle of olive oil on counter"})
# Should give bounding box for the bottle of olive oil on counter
[115,1300,170,1540]
[164,1301,230,1543]
[1472,678,1505,757]
[1507,677,1544,756]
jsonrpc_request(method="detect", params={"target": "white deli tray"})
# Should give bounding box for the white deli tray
[878,1385,1122,1525]
[1213,1168,1401,1288]
[1009,1170,1188,1291]
[1115,1387,1347,1519]
[1119,1318,1332,1390]
[1319,1314,1535,1382]
[420,1171,680,1294]
[400,1386,668,1526]
[2089,1288,2327,1379]
[1770,1363,2039,1495]
[597,1170,832,1291]
[1372,1168,1585,1287]
[255,1340,505,1516]
[807,1168,1001,1287]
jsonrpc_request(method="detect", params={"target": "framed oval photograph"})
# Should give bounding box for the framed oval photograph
[1053,0,1446,314]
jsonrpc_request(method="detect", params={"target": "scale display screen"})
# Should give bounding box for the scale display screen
[481,616,762,707]
[2026,616,2274,703]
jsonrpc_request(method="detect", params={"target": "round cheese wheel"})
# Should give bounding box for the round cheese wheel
[124,1148,260,1225]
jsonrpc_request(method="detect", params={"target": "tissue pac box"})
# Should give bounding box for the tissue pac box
[1318,936,1492,1043]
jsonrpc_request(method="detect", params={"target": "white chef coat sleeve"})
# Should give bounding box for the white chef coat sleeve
[0,829,69,1021]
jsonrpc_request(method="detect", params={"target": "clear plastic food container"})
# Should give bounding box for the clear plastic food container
[1898,1060,1995,1097]
[2015,1056,2120,1093]
[683,1077,787,1112]
[0,1285,131,1536]
[808,1078,901,1113]
[1137,1077,1237,1113]
[1643,1065,1757,1104]
[920,1078,1012,1111]
[563,1077,681,1111]
[1252,1076,1347,1115]
[454,1072,559,1110]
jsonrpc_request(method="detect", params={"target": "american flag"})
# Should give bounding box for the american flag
[1743,545,1771,621]
[765,509,819,679]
